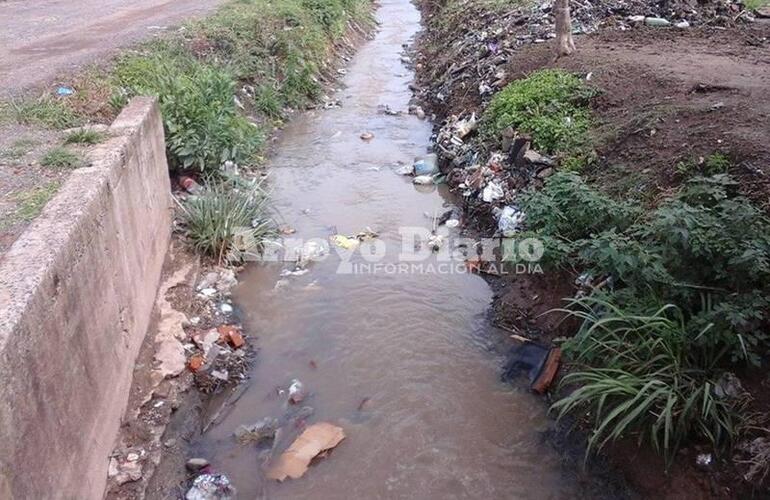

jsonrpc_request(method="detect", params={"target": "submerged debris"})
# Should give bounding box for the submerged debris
[413,153,439,175]
[288,378,307,404]
[186,458,211,472]
[234,417,279,444]
[185,474,236,500]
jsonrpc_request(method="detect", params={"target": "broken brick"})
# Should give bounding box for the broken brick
[188,355,205,372]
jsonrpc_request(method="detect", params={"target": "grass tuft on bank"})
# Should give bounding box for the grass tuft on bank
[40,147,84,170]
[0,97,83,130]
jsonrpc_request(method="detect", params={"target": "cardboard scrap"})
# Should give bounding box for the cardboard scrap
[266,422,345,481]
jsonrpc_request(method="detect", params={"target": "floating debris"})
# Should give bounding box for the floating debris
[267,423,346,481]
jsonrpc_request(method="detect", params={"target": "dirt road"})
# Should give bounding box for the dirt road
[0,0,223,96]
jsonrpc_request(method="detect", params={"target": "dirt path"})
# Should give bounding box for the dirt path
[0,0,223,96]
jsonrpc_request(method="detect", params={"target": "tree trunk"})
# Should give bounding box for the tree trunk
[553,0,576,58]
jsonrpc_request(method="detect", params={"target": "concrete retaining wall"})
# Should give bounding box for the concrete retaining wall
[0,97,172,499]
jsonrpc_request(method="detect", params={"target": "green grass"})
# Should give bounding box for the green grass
[482,69,595,154]
[40,147,84,169]
[0,0,371,174]
[1,97,82,129]
[0,138,38,161]
[11,182,60,223]
[64,128,107,145]
[745,0,768,11]
[0,181,60,231]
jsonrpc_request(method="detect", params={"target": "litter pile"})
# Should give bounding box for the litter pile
[184,269,254,393]
[416,0,758,117]
[435,117,557,234]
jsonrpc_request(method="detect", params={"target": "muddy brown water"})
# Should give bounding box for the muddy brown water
[194,0,580,497]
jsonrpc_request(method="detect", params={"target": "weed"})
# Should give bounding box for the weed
[250,85,279,118]
[176,176,276,263]
[676,152,731,177]
[552,296,748,467]
[482,69,595,154]
[40,147,84,169]
[704,152,731,174]
[1,97,82,129]
[636,175,770,294]
[64,128,107,145]
[301,0,347,34]
[576,230,673,288]
[523,172,770,365]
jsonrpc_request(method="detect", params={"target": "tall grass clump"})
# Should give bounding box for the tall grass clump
[176,177,276,264]
[64,128,106,145]
[482,69,595,154]
[552,296,748,466]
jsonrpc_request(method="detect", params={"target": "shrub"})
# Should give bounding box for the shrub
[176,176,276,263]
[675,153,730,177]
[522,172,770,364]
[482,69,595,153]
[635,176,770,293]
[686,292,770,366]
[576,230,673,288]
[158,68,263,171]
[519,171,640,243]
[552,296,748,466]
